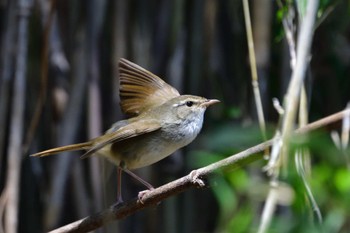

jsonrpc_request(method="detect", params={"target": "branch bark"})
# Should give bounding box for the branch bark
[49,108,350,233]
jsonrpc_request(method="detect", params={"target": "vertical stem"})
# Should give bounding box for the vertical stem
[259,1,319,232]
[23,0,57,153]
[242,0,267,140]
[5,0,32,232]
[45,29,88,229]
[0,0,16,169]
[280,0,318,159]
[87,0,107,213]
[257,181,279,233]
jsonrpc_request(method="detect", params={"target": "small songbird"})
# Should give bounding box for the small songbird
[31,58,219,203]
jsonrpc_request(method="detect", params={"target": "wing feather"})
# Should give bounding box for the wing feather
[119,58,180,116]
[81,119,161,158]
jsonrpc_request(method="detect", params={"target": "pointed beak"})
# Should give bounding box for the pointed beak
[201,99,220,108]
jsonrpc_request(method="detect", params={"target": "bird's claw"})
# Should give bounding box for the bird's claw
[138,188,153,204]
[189,170,205,187]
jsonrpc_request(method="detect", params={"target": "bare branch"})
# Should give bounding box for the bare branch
[49,108,350,233]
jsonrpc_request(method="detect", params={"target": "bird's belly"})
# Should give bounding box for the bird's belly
[110,131,195,170]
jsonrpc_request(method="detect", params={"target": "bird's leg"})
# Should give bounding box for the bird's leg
[119,161,154,203]
[116,166,124,205]
[121,167,154,190]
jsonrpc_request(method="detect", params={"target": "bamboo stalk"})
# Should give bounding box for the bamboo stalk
[259,2,319,232]
[280,0,318,168]
[0,0,17,172]
[242,0,267,140]
[4,0,33,232]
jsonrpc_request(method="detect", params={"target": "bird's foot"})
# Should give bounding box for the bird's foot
[116,197,124,206]
[189,170,206,187]
[138,188,154,204]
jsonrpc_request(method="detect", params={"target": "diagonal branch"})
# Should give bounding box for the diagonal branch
[50,109,350,233]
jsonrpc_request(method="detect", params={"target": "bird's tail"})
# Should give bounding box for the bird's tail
[31,142,92,157]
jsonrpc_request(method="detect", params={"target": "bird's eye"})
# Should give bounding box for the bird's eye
[186,101,194,107]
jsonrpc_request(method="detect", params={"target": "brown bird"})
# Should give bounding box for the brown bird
[31,58,219,203]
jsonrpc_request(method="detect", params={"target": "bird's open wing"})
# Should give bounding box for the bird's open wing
[119,58,180,116]
[80,119,161,159]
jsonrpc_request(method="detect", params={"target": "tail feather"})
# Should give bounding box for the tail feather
[31,142,92,157]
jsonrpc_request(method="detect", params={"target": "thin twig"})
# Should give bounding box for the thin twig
[297,85,317,207]
[314,5,336,29]
[277,0,297,69]
[341,103,350,150]
[331,103,350,169]
[23,0,57,154]
[49,108,350,233]
[295,150,322,223]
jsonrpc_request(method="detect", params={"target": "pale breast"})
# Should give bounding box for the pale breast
[95,114,204,170]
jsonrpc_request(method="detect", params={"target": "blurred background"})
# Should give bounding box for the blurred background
[1,0,350,232]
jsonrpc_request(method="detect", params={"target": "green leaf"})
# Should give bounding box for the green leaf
[334,169,350,194]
